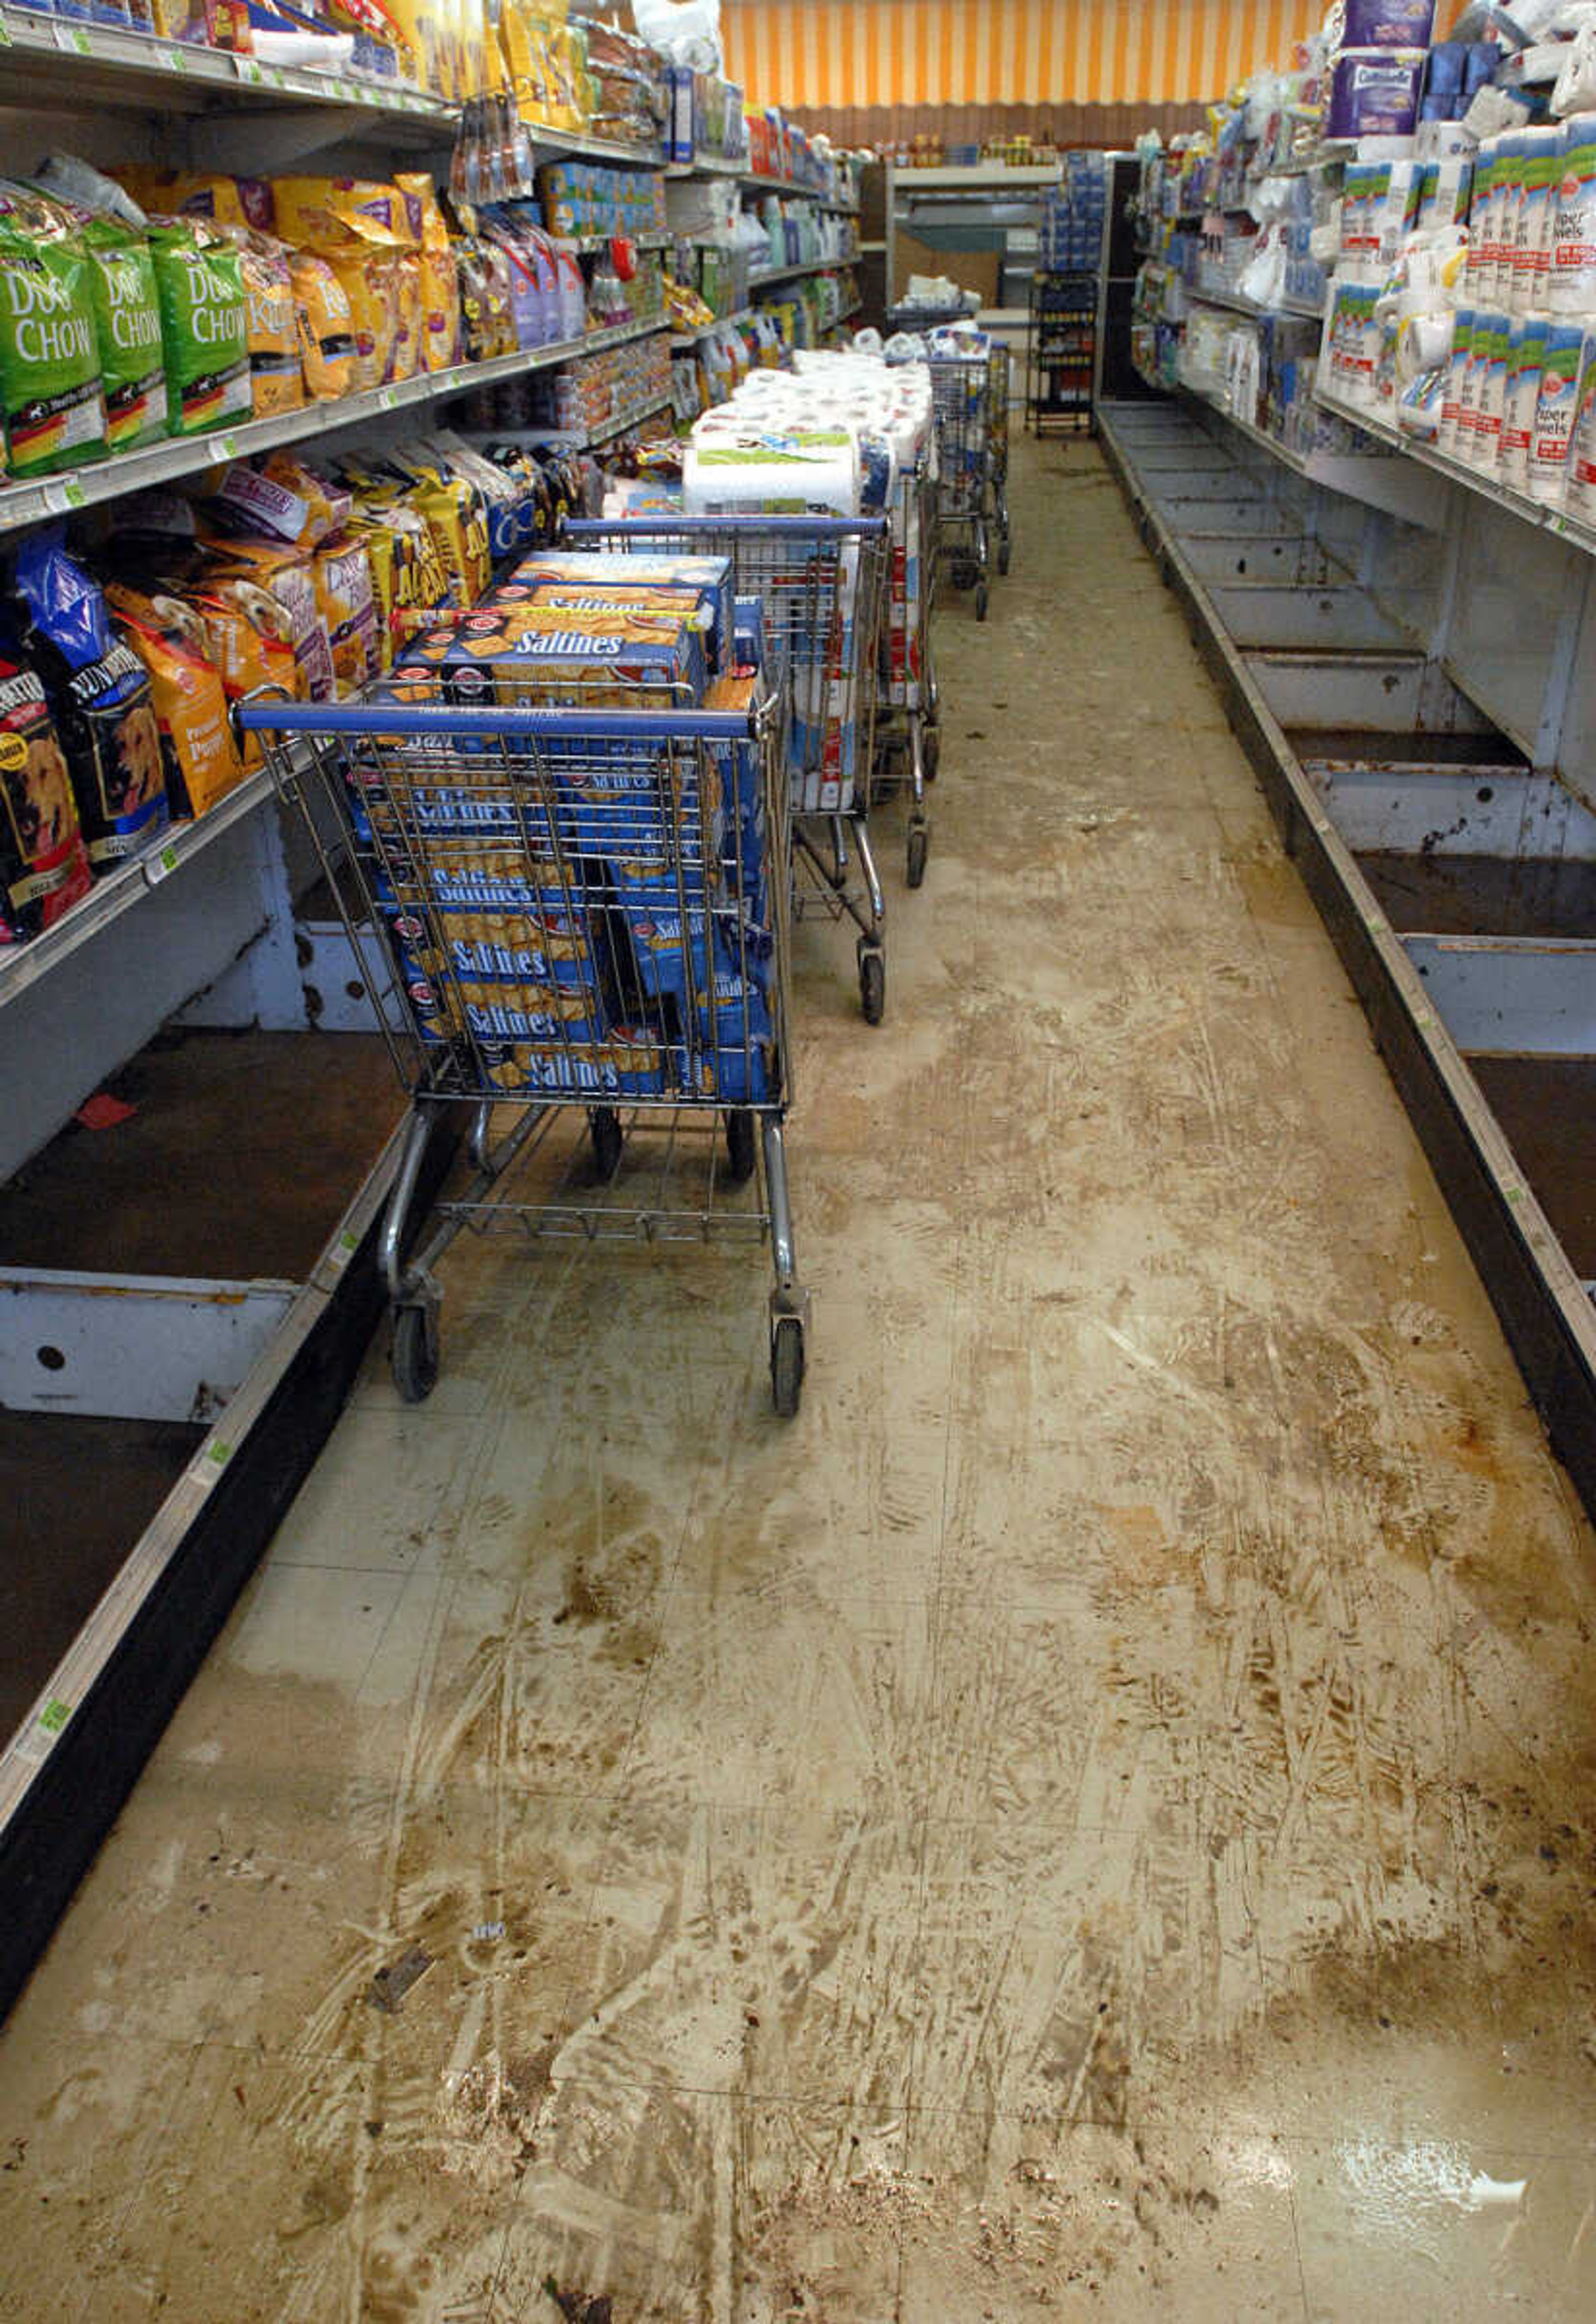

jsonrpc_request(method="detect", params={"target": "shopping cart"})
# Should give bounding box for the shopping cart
[238,683,812,1416]
[567,514,893,1024]
[872,452,939,888]
[929,349,993,621]
[988,341,1012,576]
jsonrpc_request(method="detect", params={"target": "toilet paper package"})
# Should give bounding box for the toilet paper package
[1500,316,1550,491]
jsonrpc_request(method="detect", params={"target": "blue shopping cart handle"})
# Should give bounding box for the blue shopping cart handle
[565,514,890,540]
[236,699,762,742]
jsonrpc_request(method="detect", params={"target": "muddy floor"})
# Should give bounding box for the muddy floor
[4,437,1596,2323]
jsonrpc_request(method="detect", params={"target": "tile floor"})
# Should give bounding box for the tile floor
[3,438,1596,2322]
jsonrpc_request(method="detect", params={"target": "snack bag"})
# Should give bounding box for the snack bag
[148,215,251,435]
[106,584,244,817]
[0,206,107,475]
[227,449,352,543]
[0,652,93,941]
[312,533,377,693]
[291,252,356,398]
[11,532,168,867]
[160,175,273,234]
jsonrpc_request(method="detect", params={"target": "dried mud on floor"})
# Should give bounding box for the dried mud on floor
[5,439,1596,2324]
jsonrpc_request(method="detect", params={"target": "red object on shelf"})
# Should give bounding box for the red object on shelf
[611,235,637,281]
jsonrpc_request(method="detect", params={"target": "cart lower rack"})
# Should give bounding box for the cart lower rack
[567,514,894,1024]
[239,688,811,1416]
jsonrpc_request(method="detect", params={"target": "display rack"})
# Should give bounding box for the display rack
[886,159,1058,339]
[1027,271,1098,436]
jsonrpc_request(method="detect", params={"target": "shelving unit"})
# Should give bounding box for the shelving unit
[1027,271,1098,436]
[886,159,1059,355]
[0,312,668,537]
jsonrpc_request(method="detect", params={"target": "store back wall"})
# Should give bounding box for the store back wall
[721,0,1321,111]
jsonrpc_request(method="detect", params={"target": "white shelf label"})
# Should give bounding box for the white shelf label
[144,838,182,886]
[54,21,93,53]
[217,434,241,459]
[12,1696,72,1767]
[328,1226,360,1273]
[235,55,263,83]
[0,15,14,45]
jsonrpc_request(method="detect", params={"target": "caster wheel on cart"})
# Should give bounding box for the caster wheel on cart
[771,1314,805,1418]
[975,582,990,622]
[998,535,1012,576]
[954,560,977,591]
[858,942,886,1026]
[589,1105,624,1182]
[922,724,941,783]
[726,1108,757,1183]
[906,820,929,890]
[391,1304,439,1405]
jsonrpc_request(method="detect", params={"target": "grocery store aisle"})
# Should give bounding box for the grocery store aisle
[5,435,1596,2324]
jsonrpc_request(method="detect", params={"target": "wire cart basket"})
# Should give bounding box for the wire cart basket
[238,682,812,1416]
[929,348,993,622]
[872,452,940,889]
[988,341,1012,576]
[567,514,894,1026]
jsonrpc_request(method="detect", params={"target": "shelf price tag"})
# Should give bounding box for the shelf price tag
[54,20,93,52]
[378,387,399,410]
[12,1696,72,1768]
[217,434,241,459]
[235,54,264,82]
[144,838,182,887]
[0,15,13,46]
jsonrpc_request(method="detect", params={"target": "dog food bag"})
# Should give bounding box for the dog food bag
[0,203,107,476]
[290,252,356,398]
[76,214,167,451]
[11,532,168,867]
[220,227,303,417]
[0,652,92,941]
[394,171,460,370]
[184,576,298,763]
[312,532,377,694]
[320,246,400,391]
[196,537,336,703]
[148,216,251,436]
[106,584,244,818]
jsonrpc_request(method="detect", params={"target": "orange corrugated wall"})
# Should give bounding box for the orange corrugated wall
[721,1,1321,111]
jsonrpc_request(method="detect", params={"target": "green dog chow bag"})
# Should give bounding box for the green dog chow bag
[79,216,167,451]
[148,216,250,437]
[0,204,107,476]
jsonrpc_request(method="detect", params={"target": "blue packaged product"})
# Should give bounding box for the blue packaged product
[733,596,765,669]
[618,902,714,1000]
[505,550,736,675]
[10,529,168,870]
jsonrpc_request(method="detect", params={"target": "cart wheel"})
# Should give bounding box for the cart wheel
[975,582,990,623]
[391,1304,438,1404]
[771,1313,805,1418]
[954,560,977,590]
[906,820,929,890]
[858,943,886,1026]
[589,1105,624,1182]
[923,724,941,783]
[726,1107,757,1183]
[998,534,1012,576]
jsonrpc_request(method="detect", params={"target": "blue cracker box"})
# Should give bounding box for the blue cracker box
[732,595,766,670]
[616,901,714,1000]
[465,990,606,1048]
[381,904,463,1044]
[395,859,601,994]
[605,1022,667,1096]
[480,1044,627,1099]
[501,552,736,676]
[399,616,707,708]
